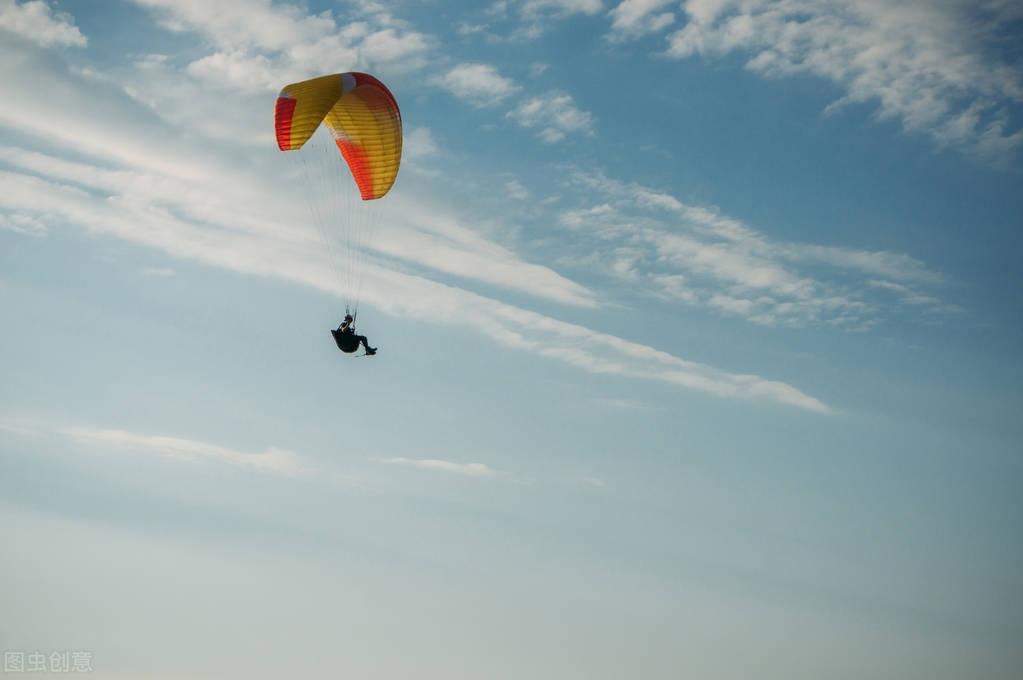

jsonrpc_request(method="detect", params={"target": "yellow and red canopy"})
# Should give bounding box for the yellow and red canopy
[275,72,402,200]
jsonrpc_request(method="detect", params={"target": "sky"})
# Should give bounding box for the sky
[0,0,1021,678]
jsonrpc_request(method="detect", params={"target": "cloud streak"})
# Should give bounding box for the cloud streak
[378,457,504,478]
[0,416,304,476]
[66,426,304,475]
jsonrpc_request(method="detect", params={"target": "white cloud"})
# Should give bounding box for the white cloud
[561,168,949,328]
[607,0,675,41]
[488,0,511,17]
[360,27,430,64]
[665,0,1023,156]
[484,0,606,41]
[0,415,305,475]
[378,457,504,478]
[868,279,961,313]
[632,189,940,285]
[539,127,566,143]
[505,180,530,200]
[780,244,941,285]
[141,266,176,277]
[508,91,596,142]
[0,417,41,437]
[652,274,698,303]
[374,208,599,307]
[635,187,685,212]
[185,50,281,92]
[708,293,756,317]
[0,211,48,236]
[476,303,831,412]
[403,127,440,161]
[0,0,86,47]
[122,52,272,147]
[594,397,647,410]
[131,0,432,94]
[133,0,334,51]
[66,426,303,475]
[559,203,616,227]
[651,230,818,299]
[458,22,488,36]
[522,0,605,18]
[432,63,520,106]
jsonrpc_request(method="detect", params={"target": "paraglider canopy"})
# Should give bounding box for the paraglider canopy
[275,72,402,200]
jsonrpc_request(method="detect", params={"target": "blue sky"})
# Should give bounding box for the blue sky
[1,0,1021,677]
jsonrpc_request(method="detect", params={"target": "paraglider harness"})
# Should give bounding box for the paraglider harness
[331,308,370,356]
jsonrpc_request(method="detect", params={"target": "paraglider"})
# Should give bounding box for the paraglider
[331,314,376,355]
[274,72,402,356]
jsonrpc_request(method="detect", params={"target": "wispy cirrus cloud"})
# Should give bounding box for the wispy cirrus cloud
[377,457,504,478]
[523,0,604,15]
[867,279,961,313]
[560,168,949,329]
[661,0,1023,157]
[470,0,605,42]
[0,415,304,476]
[66,426,304,475]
